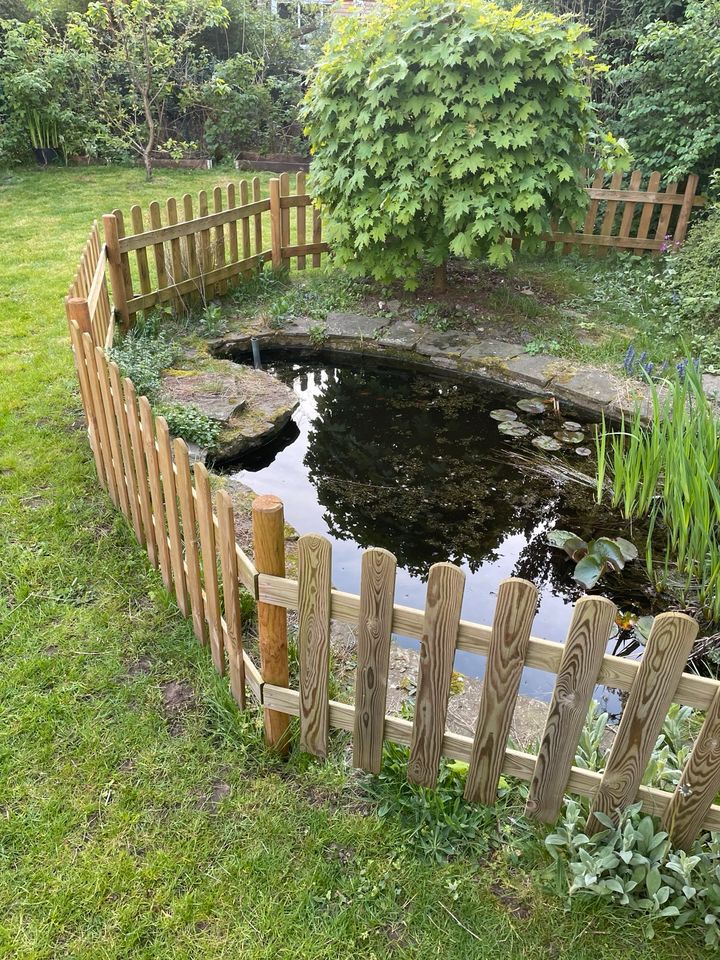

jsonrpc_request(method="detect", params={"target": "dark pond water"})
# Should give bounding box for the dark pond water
[229,353,652,713]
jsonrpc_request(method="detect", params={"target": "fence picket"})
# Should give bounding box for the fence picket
[174,439,207,645]
[252,177,263,255]
[464,578,537,804]
[166,197,185,305]
[312,205,322,268]
[665,686,720,849]
[217,489,247,709]
[123,378,157,563]
[182,194,200,293]
[198,190,211,298]
[93,343,128,514]
[588,612,698,832]
[634,171,662,255]
[130,205,152,299]
[298,534,332,758]
[227,183,239,267]
[67,317,106,485]
[239,180,252,276]
[112,208,134,322]
[525,596,617,822]
[108,360,143,543]
[655,179,678,247]
[581,169,605,253]
[213,186,227,296]
[194,462,225,674]
[353,547,397,774]
[279,172,290,267]
[617,170,643,249]
[155,416,189,617]
[408,562,465,788]
[149,201,168,291]
[296,172,307,270]
[138,395,172,591]
[675,173,699,245]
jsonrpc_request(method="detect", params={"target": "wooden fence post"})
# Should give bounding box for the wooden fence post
[103,213,130,330]
[252,494,290,753]
[67,296,92,337]
[269,178,282,271]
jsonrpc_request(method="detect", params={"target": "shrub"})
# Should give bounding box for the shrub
[302,0,627,289]
[612,0,720,186]
[547,801,720,946]
[107,327,180,402]
[155,402,220,449]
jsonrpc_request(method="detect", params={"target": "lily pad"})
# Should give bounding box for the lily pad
[573,554,604,589]
[615,537,639,562]
[554,430,585,444]
[563,421,583,431]
[532,435,563,452]
[516,398,546,414]
[575,446,592,457]
[490,409,518,422]
[548,529,588,560]
[635,615,655,643]
[498,420,530,437]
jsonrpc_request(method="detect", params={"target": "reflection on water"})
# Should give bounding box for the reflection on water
[231,356,648,712]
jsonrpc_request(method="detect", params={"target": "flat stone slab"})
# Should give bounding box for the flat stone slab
[162,358,298,466]
[325,312,383,339]
[376,319,423,350]
[503,353,558,387]
[161,367,246,423]
[703,374,720,400]
[461,339,524,362]
[416,329,474,358]
[551,367,622,406]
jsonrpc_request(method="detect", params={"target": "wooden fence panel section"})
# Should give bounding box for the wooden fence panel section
[409,562,465,788]
[525,596,617,822]
[353,547,397,774]
[174,438,207,646]
[464,578,537,804]
[298,534,333,758]
[588,612,698,833]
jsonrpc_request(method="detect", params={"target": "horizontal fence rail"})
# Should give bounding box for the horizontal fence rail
[65,165,719,852]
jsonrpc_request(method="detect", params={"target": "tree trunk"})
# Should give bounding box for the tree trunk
[433,261,448,293]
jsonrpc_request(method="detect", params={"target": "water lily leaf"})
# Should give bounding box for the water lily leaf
[592,537,626,571]
[616,537,639,562]
[498,420,530,437]
[573,554,604,589]
[517,398,546,414]
[490,408,518,422]
[575,446,592,457]
[554,430,585,444]
[532,435,563,451]
[548,529,588,560]
[635,615,654,643]
[563,421,582,431]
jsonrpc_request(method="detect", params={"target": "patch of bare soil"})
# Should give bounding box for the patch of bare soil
[196,780,231,812]
[489,881,532,919]
[160,679,195,735]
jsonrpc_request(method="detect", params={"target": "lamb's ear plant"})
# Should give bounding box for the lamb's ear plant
[546,801,720,946]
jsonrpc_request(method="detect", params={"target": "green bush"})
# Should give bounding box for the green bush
[670,208,720,354]
[155,402,220,449]
[547,801,720,946]
[302,0,627,289]
[612,0,720,186]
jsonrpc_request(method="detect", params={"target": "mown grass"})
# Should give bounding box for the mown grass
[0,166,714,958]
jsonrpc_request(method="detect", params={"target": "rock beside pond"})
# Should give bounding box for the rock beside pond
[161,359,298,466]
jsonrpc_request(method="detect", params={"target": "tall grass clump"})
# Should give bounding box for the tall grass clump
[595,369,720,624]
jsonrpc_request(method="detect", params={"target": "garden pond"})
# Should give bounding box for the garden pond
[226,352,660,715]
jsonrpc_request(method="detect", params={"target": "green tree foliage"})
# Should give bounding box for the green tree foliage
[302,0,627,288]
[611,0,720,183]
[69,0,228,179]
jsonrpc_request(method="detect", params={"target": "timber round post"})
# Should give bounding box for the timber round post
[252,494,291,753]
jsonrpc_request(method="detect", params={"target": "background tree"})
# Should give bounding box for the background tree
[71,0,228,179]
[302,0,628,290]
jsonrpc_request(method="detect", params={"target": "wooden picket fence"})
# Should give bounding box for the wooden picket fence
[541,169,705,255]
[100,168,705,328]
[64,170,720,852]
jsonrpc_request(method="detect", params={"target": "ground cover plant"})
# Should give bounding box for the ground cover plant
[3,164,720,958]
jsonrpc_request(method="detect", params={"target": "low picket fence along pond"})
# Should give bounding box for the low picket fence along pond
[64,172,720,851]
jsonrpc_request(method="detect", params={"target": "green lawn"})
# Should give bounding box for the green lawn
[0,166,712,959]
